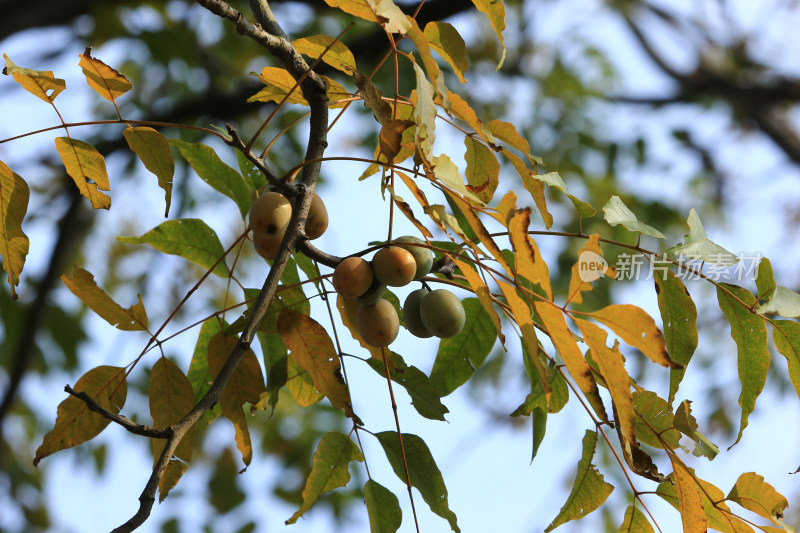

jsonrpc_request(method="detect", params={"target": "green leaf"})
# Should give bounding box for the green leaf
[55,137,111,210]
[771,320,800,402]
[429,298,497,396]
[673,400,719,460]
[755,257,777,300]
[287,432,364,524]
[413,60,436,160]
[123,127,174,216]
[235,149,266,191]
[469,0,506,69]
[367,352,449,421]
[3,53,66,103]
[364,480,402,533]
[376,431,460,532]
[78,49,131,102]
[664,209,738,266]
[463,137,499,203]
[169,139,250,219]
[353,69,392,125]
[654,271,698,404]
[292,35,356,74]
[424,22,468,83]
[117,218,230,278]
[716,283,770,447]
[756,286,800,317]
[545,430,614,532]
[187,318,223,403]
[34,366,127,466]
[0,160,30,298]
[618,505,654,533]
[602,196,666,239]
[511,353,568,416]
[61,266,148,331]
[727,472,789,526]
[632,390,682,450]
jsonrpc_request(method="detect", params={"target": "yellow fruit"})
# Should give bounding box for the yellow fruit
[356,299,400,347]
[394,236,433,280]
[372,246,416,287]
[305,192,328,240]
[253,233,283,260]
[250,192,292,239]
[332,256,373,299]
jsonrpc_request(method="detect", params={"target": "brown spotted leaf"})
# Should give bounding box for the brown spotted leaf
[78,48,131,102]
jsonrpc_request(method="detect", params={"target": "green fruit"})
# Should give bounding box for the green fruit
[305,192,328,240]
[250,191,292,239]
[394,236,433,280]
[333,256,373,299]
[403,288,433,338]
[373,246,416,287]
[253,233,283,260]
[356,299,400,347]
[420,289,465,338]
[355,277,387,305]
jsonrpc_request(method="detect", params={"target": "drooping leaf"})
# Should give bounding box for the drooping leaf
[664,209,738,266]
[149,357,196,500]
[469,0,507,69]
[286,352,324,406]
[386,185,433,239]
[412,60,436,159]
[287,432,364,524]
[632,390,682,450]
[187,317,223,405]
[378,119,415,162]
[771,320,800,402]
[544,430,614,532]
[428,298,497,396]
[424,21,469,83]
[123,127,174,216]
[364,479,402,533]
[463,137,499,203]
[535,302,607,422]
[602,196,666,239]
[366,0,410,34]
[207,331,265,467]
[117,219,230,277]
[511,352,568,416]
[589,304,677,368]
[654,271,698,404]
[55,137,111,210]
[509,208,553,299]
[277,309,359,422]
[667,458,707,533]
[367,353,448,421]
[61,266,148,331]
[452,259,504,344]
[78,48,131,102]
[501,148,553,228]
[3,53,66,103]
[292,35,356,73]
[755,257,777,300]
[444,191,509,275]
[727,472,789,526]
[674,400,719,460]
[0,160,30,298]
[486,119,540,166]
[353,70,392,124]
[716,283,770,447]
[567,234,614,304]
[755,286,800,317]
[618,504,654,533]
[34,366,127,466]
[376,431,460,532]
[168,139,250,218]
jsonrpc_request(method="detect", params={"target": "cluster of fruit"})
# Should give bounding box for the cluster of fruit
[249,190,328,259]
[333,236,466,348]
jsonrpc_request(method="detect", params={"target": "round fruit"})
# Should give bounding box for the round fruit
[403,288,433,338]
[355,277,386,305]
[394,236,433,280]
[420,289,466,338]
[332,256,373,299]
[250,192,292,239]
[253,233,283,260]
[372,246,416,287]
[304,192,328,240]
[356,299,400,347]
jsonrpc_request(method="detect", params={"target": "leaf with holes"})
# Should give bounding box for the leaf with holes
[728,472,789,526]
[3,54,66,103]
[55,137,111,210]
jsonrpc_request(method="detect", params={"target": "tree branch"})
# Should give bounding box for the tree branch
[64,386,171,439]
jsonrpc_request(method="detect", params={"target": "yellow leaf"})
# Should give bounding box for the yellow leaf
[385,184,432,238]
[501,148,552,228]
[323,0,378,22]
[535,302,607,422]
[728,472,789,526]
[54,137,111,210]
[3,53,66,103]
[0,160,30,298]
[567,234,614,305]
[424,21,469,83]
[78,47,131,102]
[469,0,507,69]
[368,0,411,34]
[487,189,517,227]
[292,35,356,74]
[453,258,505,345]
[62,266,148,331]
[336,294,387,362]
[278,309,358,421]
[509,208,552,299]
[445,190,511,275]
[670,457,708,533]
[286,354,324,406]
[34,366,127,466]
[440,91,496,147]
[208,332,265,467]
[589,304,678,368]
[248,66,308,105]
[397,169,432,213]
[321,75,351,109]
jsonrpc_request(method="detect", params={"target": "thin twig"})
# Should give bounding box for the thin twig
[64,386,171,439]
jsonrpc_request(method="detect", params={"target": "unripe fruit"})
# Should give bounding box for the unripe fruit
[305,192,328,240]
[250,192,291,239]
[355,277,386,305]
[420,289,466,338]
[356,299,400,347]
[333,256,373,299]
[394,236,433,280]
[403,288,433,338]
[253,233,283,260]
[373,246,416,287]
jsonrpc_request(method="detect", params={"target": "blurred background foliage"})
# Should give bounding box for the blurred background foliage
[2,0,800,531]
